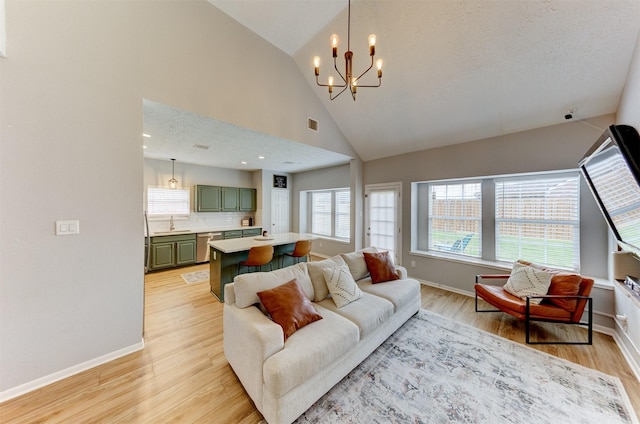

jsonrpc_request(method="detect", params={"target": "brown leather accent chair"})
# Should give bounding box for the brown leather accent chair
[238,245,274,275]
[475,264,594,345]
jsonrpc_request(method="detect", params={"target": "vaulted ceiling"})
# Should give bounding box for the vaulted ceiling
[209,0,640,162]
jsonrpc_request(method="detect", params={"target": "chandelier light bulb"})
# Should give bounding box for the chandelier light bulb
[330,34,339,48]
[313,56,320,68]
[328,76,334,87]
[368,34,376,47]
[377,59,384,70]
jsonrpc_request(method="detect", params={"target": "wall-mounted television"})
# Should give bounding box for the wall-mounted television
[579,124,640,254]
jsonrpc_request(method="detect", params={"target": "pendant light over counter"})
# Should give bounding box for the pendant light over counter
[169,158,178,189]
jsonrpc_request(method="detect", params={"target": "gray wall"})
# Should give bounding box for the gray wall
[0,0,355,396]
[293,163,355,257]
[364,115,614,322]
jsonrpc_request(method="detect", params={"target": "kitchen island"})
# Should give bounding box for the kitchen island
[208,232,315,301]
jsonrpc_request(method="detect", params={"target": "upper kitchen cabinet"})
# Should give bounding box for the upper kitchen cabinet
[221,187,239,211]
[195,185,221,212]
[239,188,256,212]
[195,185,256,212]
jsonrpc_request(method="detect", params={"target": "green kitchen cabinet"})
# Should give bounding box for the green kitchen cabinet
[242,228,261,237]
[150,234,196,270]
[196,185,221,212]
[239,188,256,212]
[224,230,243,239]
[221,187,239,211]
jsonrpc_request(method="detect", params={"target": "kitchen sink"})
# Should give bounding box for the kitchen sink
[153,229,192,235]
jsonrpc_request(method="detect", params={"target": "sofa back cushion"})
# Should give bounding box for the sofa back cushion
[234,262,313,308]
[307,255,346,302]
[341,247,379,281]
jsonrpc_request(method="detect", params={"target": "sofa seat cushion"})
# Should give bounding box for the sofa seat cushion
[358,277,420,312]
[262,305,359,397]
[318,292,394,339]
[475,284,572,321]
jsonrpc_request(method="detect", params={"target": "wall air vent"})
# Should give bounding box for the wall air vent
[193,144,209,150]
[307,117,318,132]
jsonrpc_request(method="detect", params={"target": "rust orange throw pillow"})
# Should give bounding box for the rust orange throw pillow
[547,274,582,312]
[257,279,323,340]
[363,251,400,284]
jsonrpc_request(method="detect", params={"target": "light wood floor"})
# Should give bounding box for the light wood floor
[2,262,639,423]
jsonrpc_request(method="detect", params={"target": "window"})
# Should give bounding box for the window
[495,175,579,270]
[147,186,190,217]
[413,170,580,271]
[310,189,350,240]
[428,182,481,256]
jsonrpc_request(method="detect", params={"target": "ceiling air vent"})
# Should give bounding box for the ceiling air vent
[307,117,318,132]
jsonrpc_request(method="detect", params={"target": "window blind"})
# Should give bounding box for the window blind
[495,175,579,270]
[147,186,190,216]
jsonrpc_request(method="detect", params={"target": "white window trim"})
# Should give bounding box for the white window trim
[308,188,351,241]
[412,169,581,272]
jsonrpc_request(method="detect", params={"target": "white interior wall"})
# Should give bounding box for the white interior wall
[0,0,353,398]
[363,115,615,327]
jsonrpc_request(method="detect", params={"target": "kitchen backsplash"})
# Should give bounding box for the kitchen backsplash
[147,211,259,234]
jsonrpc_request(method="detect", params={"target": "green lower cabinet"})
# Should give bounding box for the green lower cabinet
[176,239,196,266]
[150,234,196,270]
[242,228,262,237]
[150,242,175,270]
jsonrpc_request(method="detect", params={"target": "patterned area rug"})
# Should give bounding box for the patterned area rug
[180,270,209,284]
[295,310,638,424]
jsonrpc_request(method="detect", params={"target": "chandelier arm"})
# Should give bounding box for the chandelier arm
[330,85,350,100]
[333,57,348,85]
[352,77,381,88]
[315,75,346,88]
[353,55,375,83]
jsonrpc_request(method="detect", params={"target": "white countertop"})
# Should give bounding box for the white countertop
[208,232,316,253]
[147,226,262,237]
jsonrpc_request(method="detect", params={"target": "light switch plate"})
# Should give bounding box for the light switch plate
[56,220,80,235]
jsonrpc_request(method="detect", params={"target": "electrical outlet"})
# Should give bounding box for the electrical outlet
[56,220,80,235]
[411,260,416,268]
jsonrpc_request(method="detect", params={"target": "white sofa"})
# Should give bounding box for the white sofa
[223,248,421,424]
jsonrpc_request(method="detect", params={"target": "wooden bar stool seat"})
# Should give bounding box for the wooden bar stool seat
[283,239,312,267]
[238,245,274,275]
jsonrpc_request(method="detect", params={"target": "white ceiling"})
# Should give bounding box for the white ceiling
[143,100,353,172]
[145,0,640,171]
[211,0,640,162]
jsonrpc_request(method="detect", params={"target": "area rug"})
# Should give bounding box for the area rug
[295,310,638,424]
[180,270,209,284]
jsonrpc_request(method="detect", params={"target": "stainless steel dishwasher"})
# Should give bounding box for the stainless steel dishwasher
[196,232,223,263]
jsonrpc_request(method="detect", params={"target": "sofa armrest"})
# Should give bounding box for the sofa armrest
[223,303,285,408]
[395,265,408,279]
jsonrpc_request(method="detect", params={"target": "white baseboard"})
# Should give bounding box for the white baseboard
[0,339,145,403]
[613,320,640,382]
[417,278,640,382]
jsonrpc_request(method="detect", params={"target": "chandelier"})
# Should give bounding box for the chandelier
[313,0,383,101]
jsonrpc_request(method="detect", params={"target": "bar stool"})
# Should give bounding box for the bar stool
[282,239,312,267]
[237,245,274,275]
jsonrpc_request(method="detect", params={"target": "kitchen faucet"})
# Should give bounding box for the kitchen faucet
[169,215,175,231]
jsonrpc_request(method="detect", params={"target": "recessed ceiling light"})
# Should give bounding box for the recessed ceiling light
[241,161,248,165]
[142,145,148,149]
[258,156,265,159]
[143,133,151,138]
